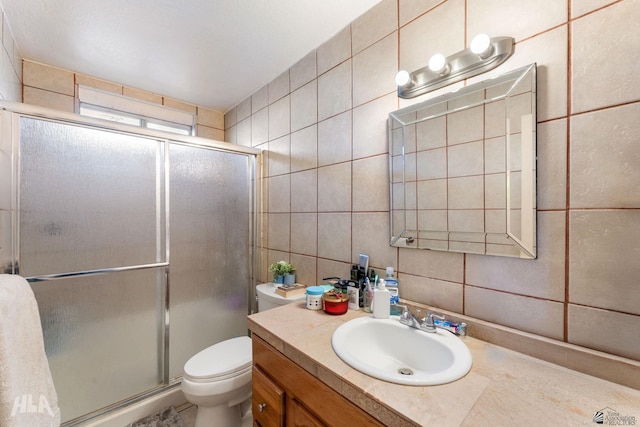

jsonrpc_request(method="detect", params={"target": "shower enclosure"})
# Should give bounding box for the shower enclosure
[0,102,260,425]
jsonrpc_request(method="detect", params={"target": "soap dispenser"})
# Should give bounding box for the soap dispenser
[373,279,390,319]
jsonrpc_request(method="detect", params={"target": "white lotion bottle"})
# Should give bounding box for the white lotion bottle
[373,279,390,319]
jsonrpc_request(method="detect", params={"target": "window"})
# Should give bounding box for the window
[78,86,195,136]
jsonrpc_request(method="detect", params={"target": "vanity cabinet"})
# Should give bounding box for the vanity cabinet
[252,366,284,426]
[286,397,324,426]
[252,335,384,427]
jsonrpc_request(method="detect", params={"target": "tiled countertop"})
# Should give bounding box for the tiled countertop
[248,301,640,426]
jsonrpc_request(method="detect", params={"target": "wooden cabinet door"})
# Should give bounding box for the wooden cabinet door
[253,335,385,427]
[286,396,325,427]
[252,366,285,427]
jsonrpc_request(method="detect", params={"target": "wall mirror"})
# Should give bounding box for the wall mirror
[389,63,537,259]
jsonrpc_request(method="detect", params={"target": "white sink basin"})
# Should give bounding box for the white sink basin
[331,316,472,386]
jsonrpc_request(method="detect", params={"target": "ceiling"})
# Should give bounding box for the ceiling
[2,0,381,113]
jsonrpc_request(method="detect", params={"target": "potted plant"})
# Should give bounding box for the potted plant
[268,260,295,285]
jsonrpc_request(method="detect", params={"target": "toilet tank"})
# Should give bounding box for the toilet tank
[256,283,306,312]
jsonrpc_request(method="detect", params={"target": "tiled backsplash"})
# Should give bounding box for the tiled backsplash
[224,0,640,362]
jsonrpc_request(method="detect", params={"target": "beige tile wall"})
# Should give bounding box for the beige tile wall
[225,0,640,361]
[0,7,22,102]
[21,60,224,140]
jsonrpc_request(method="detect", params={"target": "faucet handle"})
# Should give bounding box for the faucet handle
[397,305,415,327]
[426,312,445,323]
[398,304,410,320]
[421,312,445,332]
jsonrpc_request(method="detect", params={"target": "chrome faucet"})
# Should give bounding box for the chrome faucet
[422,312,446,333]
[396,304,444,333]
[397,304,422,329]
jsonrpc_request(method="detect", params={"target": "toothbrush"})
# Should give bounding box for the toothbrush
[365,278,373,312]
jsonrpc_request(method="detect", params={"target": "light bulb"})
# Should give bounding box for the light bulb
[428,53,449,75]
[395,70,411,87]
[470,33,493,58]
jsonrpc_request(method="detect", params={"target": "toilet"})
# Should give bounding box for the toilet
[256,282,306,312]
[181,283,304,427]
[181,336,252,427]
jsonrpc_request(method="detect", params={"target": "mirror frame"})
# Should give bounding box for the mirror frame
[388,63,537,259]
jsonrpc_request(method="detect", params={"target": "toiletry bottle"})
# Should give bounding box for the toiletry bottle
[347,282,360,310]
[385,267,401,315]
[363,277,373,313]
[350,264,359,282]
[373,279,390,319]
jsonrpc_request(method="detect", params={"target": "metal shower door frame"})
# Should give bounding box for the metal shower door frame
[0,101,261,425]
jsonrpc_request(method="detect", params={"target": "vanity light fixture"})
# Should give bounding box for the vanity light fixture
[428,53,450,75]
[395,34,514,99]
[394,69,412,87]
[470,33,493,58]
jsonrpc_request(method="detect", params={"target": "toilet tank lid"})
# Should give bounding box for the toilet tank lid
[183,336,252,380]
[256,283,306,304]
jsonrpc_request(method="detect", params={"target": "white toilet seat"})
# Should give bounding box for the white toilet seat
[184,364,251,383]
[183,336,252,383]
[181,336,253,427]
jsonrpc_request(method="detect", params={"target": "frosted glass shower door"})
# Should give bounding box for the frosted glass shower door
[168,143,251,377]
[9,112,257,424]
[18,117,166,423]
[19,118,165,275]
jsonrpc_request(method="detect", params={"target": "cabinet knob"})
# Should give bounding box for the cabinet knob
[258,403,267,412]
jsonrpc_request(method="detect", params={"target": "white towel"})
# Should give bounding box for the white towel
[0,274,60,427]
